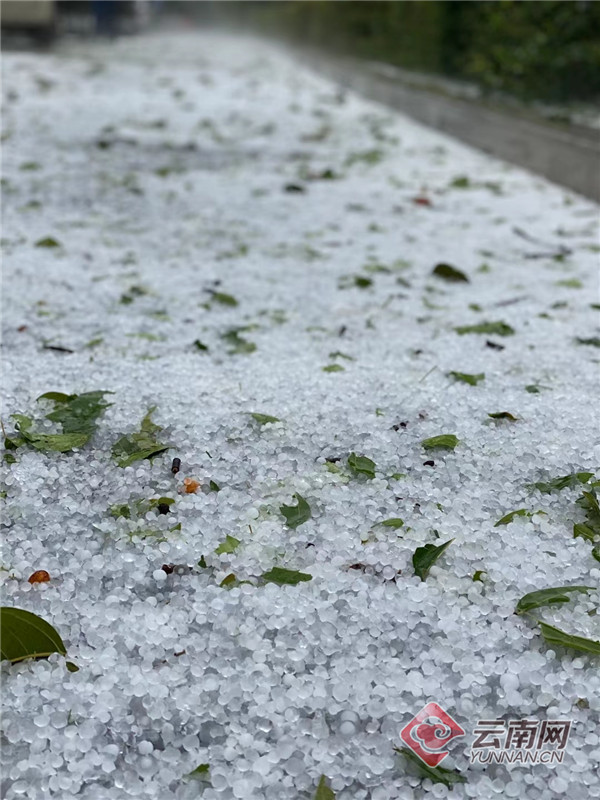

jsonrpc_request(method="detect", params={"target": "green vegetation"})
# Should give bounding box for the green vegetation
[455,321,514,336]
[5,391,112,453]
[529,472,593,494]
[112,408,170,467]
[515,585,593,615]
[413,539,454,581]
[348,452,376,479]
[0,608,66,664]
[249,413,280,425]
[432,263,469,283]
[280,494,312,528]
[261,567,312,586]
[421,434,459,451]
[219,1,600,104]
[396,747,466,787]
[448,371,485,386]
[537,622,600,655]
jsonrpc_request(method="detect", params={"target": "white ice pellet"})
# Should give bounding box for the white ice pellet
[339,721,356,736]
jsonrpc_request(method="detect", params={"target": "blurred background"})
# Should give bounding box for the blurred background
[3,1,600,107]
[2,1,599,197]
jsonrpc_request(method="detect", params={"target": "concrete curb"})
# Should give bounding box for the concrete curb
[302,53,600,202]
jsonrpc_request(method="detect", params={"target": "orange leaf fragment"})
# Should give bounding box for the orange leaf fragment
[28,570,51,584]
[183,478,201,494]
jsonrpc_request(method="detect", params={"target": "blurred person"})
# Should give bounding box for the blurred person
[92,0,118,37]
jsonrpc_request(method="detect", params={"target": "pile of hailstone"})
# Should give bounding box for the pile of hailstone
[1,29,599,800]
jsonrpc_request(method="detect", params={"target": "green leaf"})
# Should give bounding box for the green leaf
[516,586,593,615]
[573,522,597,542]
[35,236,61,248]
[37,392,72,402]
[4,432,24,450]
[40,390,113,434]
[211,291,238,306]
[66,661,79,672]
[127,331,164,342]
[354,276,372,289]
[573,488,600,544]
[27,432,89,453]
[525,384,546,394]
[186,763,210,781]
[378,518,404,529]
[215,535,241,555]
[395,747,466,787]
[530,472,593,494]
[280,494,311,529]
[261,567,312,586]
[448,371,484,386]
[222,329,256,355]
[348,452,376,479]
[11,416,89,453]
[556,278,582,289]
[12,414,33,434]
[421,434,459,451]
[494,509,532,527]
[488,411,518,421]
[313,774,335,800]
[455,321,514,336]
[112,407,170,467]
[413,539,454,581]
[8,392,112,454]
[537,621,600,655]
[209,480,220,492]
[449,175,471,189]
[193,339,209,352]
[148,497,175,510]
[328,351,354,361]
[250,413,280,425]
[110,503,131,519]
[0,607,66,663]
[345,148,384,167]
[111,497,174,519]
[432,263,469,283]
[576,489,600,516]
[472,570,486,582]
[120,286,147,306]
[576,337,600,348]
[322,364,345,373]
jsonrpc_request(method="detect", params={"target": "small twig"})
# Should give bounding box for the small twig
[43,345,75,354]
[513,226,571,259]
[397,365,439,408]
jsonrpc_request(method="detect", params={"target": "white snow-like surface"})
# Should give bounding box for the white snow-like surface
[1,30,600,800]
